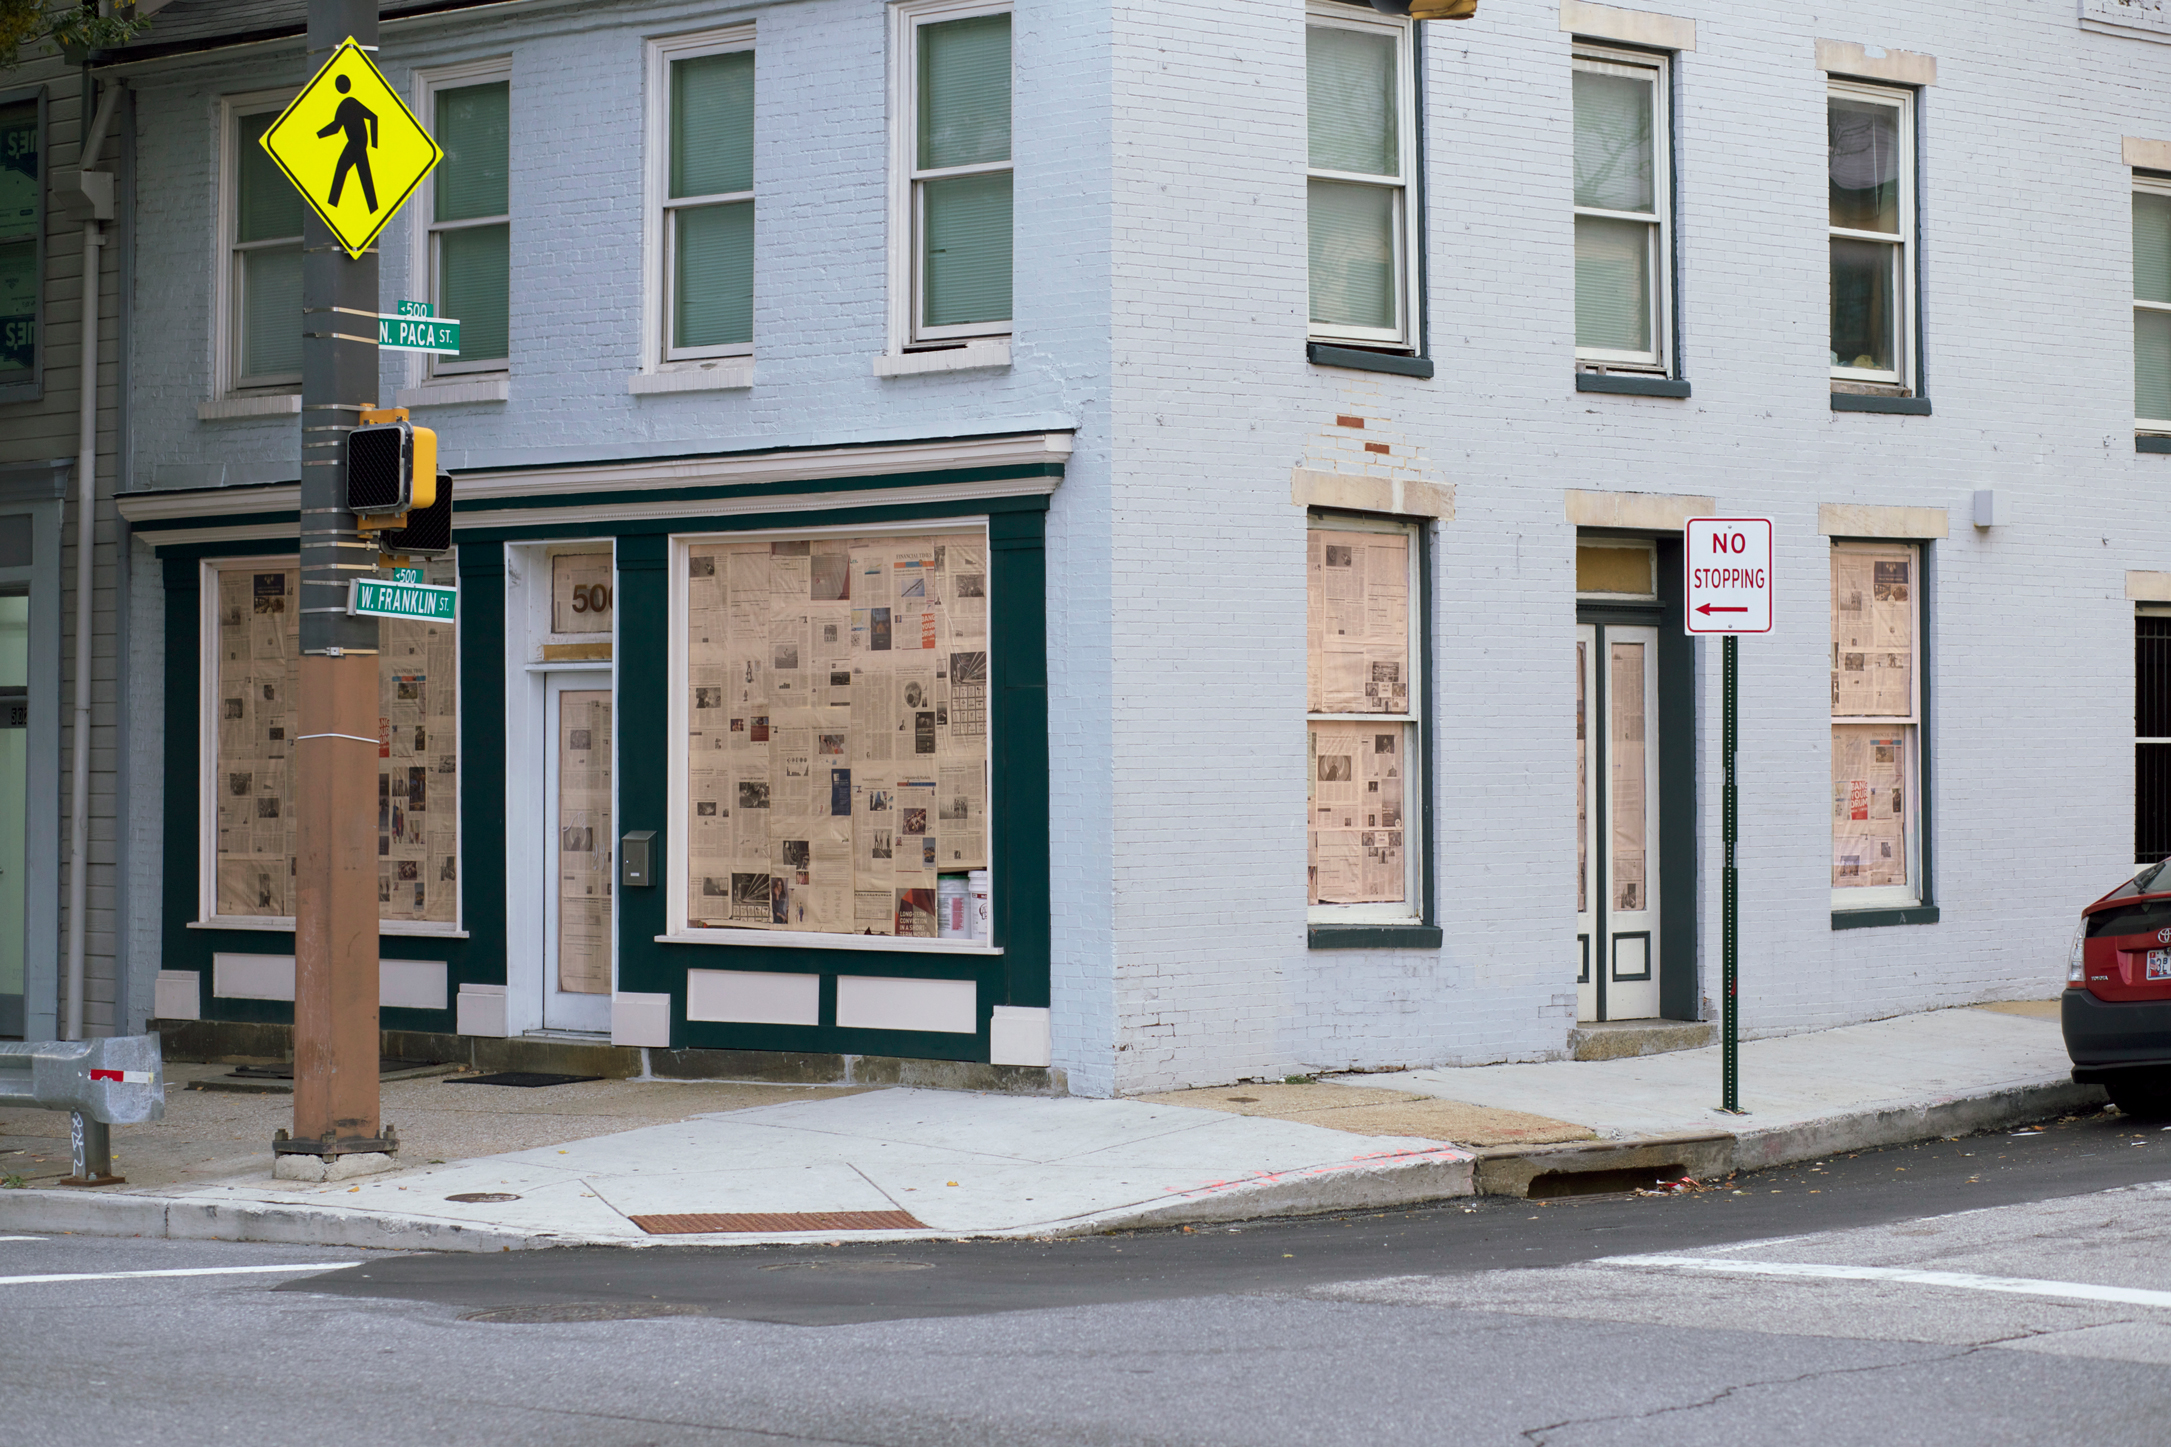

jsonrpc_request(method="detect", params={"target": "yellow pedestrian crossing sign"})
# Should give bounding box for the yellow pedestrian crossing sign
[258,37,443,259]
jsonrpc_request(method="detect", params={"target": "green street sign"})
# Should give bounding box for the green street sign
[350,576,456,621]
[378,307,460,354]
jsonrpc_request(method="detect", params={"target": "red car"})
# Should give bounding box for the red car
[2067,863,2171,1119]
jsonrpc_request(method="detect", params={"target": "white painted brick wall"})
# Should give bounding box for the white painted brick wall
[116,0,2171,1094]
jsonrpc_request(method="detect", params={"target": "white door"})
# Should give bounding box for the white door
[1576,624,1661,1022]
[542,671,613,1033]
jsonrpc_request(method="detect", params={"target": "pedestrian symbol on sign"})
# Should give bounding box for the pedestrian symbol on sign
[257,37,443,258]
[319,75,379,212]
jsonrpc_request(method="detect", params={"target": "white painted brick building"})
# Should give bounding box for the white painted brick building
[86,0,2171,1097]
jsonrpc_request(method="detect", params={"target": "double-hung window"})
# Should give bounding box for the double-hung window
[1573,46,1669,371]
[1306,4,1417,351]
[2134,176,2171,432]
[226,97,304,392]
[1830,542,1923,910]
[654,28,754,362]
[0,93,42,397]
[1307,516,1422,923]
[896,0,1012,345]
[427,71,510,374]
[1828,82,1914,388]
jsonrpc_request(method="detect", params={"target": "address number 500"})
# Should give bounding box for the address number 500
[570,583,611,613]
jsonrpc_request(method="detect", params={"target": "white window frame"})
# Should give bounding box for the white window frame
[1827,79,1915,389]
[644,23,756,371]
[887,0,1014,351]
[1307,512,1424,926]
[415,58,512,379]
[216,88,303,397]
[194,556,465,938]
[1572,44,1671,374]
[2136,174,2171,433]
[1304,2,1419,353]
[1829,539,1923,913]
[663,519,1002,955]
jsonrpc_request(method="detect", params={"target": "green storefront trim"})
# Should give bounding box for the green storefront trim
[152,456,1058,1064]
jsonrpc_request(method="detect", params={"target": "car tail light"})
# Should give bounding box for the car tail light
[2068,917,2089,985]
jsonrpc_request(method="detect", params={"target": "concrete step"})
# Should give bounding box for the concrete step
[1569,1019,1717,1061]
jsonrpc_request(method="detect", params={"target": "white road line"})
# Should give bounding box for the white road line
[0,1236,48,1242]
[1601,1254,2171,1310]
[0,1261,362,1287]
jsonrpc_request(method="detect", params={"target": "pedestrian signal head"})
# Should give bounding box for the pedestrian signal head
[345,421,437,526]
[379,470,454,557]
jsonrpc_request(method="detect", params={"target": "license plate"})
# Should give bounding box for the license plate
[2150,950,2171,981]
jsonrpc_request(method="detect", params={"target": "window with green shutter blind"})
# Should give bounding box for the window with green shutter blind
[1304,12,1412,348]
[667,46,755,354]
[230,107,304,386]
[910,9,1012,338]
[1572,52,1666,370]
[432,79,511,369]
[2140,190,2171,426]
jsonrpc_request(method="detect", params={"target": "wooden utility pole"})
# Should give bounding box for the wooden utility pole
[278,0,389,1173]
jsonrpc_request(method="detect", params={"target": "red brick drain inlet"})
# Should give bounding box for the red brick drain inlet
[629,1210,928,1235]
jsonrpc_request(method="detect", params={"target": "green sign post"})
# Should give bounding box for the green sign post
[349,575,456,621]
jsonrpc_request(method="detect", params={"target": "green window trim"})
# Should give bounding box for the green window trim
[152,471,1057,1064]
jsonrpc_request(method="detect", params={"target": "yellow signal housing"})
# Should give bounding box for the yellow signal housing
[409,427,437,511]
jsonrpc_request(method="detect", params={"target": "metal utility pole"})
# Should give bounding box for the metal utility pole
[279,0,388,1170]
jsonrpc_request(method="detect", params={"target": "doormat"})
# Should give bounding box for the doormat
[445,1071,604,1088]
[628,1210,927,1235]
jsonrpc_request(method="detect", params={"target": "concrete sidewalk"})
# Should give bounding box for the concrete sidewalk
[0,1003,2102,1252]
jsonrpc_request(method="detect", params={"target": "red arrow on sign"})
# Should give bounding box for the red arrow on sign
[1696,604,1748,615]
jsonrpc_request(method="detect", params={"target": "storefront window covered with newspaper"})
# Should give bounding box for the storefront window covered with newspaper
[683,531,989,937]
[208,558,459,926]
[1307,517,1420,914]
[1830,541,1920,904]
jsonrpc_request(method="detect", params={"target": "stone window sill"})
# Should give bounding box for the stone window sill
[1307,342,1434,379]
[630,360,753,394]
[1831,905,1940,930]
[198,393,300,421]
[396,375,510,408]
[873,339,1011,377]
[1577,372,1690,398]
[1308,923,1443,950]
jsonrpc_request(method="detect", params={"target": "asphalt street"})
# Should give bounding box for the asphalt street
[4,1107,2169,1446]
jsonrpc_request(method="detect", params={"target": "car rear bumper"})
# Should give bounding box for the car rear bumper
[2063,987,2171,1078]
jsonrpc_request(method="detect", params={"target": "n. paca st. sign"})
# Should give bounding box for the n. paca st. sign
[1684,518,1773,635]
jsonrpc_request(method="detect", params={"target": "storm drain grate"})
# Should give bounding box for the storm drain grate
[629,1210,927,1235]
[445,1072,603,1089]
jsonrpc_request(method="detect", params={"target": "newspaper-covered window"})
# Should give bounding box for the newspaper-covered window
[207,558,460,928]
[681,530,989,938]
[1307,518,1420,918]
[1830,541,1919,906]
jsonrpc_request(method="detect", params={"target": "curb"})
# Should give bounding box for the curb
[0,1191,556,1253]
[0,1078,2103,1247]
[0,1147,1478,1253]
